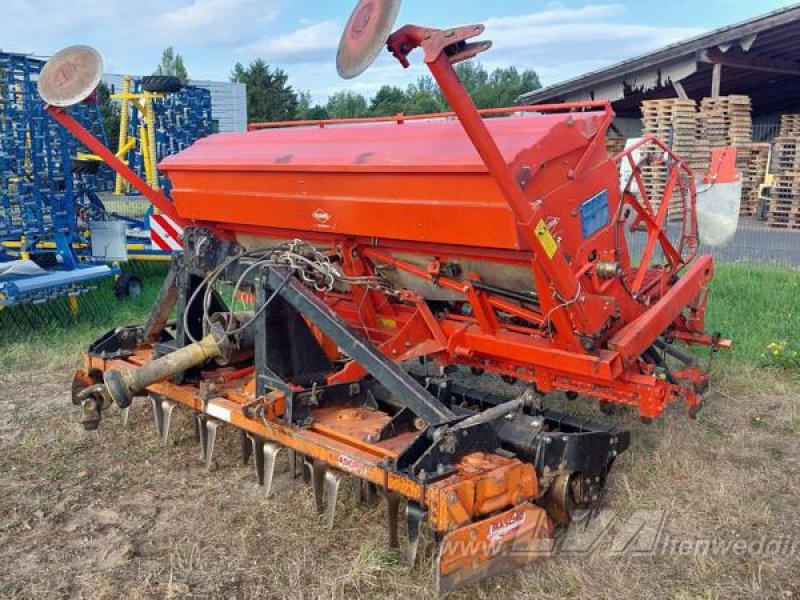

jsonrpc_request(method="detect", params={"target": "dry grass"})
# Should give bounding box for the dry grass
[1,263,798,598]
[1,365,798,600]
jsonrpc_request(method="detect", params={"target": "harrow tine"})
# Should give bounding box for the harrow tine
[151,396,164,439]
[240,429,252,465]
[406,503,427,567]
[359,480,377,504]
[247,434,283,497]
[386,491,401,549]
[311,459,328,514]
[249,434,266,484]
[150,396,176,444]
[120,406,130,426]
[262,442,282,498]
[287,449,306,480]
[310,459,347,527]
[323,470,344,530]
[193,413,202,443]
[198,418,220,470]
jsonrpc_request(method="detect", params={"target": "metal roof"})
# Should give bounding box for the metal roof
[519,4,800,117]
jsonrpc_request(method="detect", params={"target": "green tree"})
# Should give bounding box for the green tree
[95,82,120,151]
[453,62,489,100]
[326,91,369,119]
[446,62,541,109]
[481,66,541,107]
[154,47,189,84]
[296,90,329,120]
[404,76,444,115]
[369,86,407,116]
[231,59,298,123]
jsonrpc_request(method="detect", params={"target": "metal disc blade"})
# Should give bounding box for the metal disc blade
[38,45,103,107]
[337,0,402,79]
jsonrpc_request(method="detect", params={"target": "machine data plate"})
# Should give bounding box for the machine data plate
[580,190,609,239]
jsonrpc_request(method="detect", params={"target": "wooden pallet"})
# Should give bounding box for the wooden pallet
[766,218,800,230]
[767,169,800,227]
[779,114,800,138]
[738,142,770,215]
[771,137,800,173]
[605,136,626,157]
[699,95,752,147]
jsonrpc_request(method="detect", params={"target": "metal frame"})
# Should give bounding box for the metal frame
[54,13,734,592]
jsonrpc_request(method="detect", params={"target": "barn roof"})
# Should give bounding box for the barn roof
[519,4,800,117]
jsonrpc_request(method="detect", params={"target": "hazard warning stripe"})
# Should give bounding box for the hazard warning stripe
[151,232,172,251]
[150,214,183,251]
[156,213,181,242]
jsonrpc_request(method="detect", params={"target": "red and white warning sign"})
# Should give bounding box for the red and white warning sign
[150,213,184,251]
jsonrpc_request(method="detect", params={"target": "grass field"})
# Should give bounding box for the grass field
[0,265,168,371]
[3,263,798,384]
[0,263,798,599]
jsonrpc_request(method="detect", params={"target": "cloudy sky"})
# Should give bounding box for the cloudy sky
[4,0,796,103]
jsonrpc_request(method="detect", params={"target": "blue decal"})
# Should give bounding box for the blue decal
[580,190,609,239]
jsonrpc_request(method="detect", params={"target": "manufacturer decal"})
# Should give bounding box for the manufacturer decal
[488,511,526,542]
[313,209,331,224]
[337,454,368,477]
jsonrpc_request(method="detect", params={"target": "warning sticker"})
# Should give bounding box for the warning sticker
[534,220,558,259]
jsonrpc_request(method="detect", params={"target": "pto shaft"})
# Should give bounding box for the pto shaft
[104,313,254,408]
[104,334,223,408]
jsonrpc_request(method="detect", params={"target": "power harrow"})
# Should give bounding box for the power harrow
[43,0,732,592]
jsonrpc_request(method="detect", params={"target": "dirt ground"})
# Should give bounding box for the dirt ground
[1,367,798,600]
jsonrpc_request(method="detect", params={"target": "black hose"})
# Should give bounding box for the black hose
[643,346,678,384]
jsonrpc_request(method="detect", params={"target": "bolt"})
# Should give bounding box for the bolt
[447,494,458,504]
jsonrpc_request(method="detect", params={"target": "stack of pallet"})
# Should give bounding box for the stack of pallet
[639,99,708,213]
[699,95,752,147]
[699,95,761,217]
[737,143,770,216]
[766,114,800,229]
[605,135,626,157]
